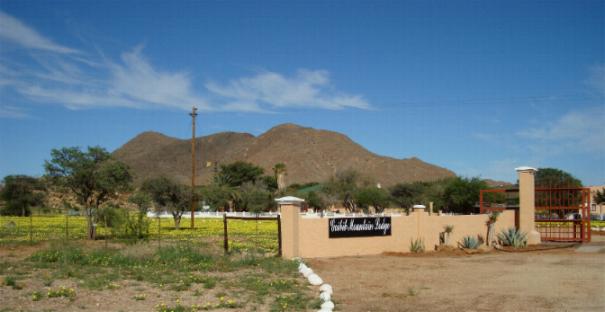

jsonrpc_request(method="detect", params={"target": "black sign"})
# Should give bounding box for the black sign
[328,217,392,238]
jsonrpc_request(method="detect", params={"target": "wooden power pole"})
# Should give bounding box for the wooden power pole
[190,106,198,228]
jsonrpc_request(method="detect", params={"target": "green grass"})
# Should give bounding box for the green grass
[10,241,317,310]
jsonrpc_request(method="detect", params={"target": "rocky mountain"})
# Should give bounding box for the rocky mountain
[113,123,455,187]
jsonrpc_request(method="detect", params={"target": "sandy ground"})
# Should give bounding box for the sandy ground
[308,239,605,312]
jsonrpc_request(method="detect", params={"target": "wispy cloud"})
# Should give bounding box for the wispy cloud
[0,11,369,117]
[0,105,28,119]
[205,69,370,111]
[517,106,605,154]
[0,11,78,54]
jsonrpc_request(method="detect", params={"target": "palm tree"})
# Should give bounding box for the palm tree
[272,163,287,191]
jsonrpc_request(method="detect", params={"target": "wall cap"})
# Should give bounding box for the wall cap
[515,166,538,172]
[275,196,305,204]
[413,205,426,209]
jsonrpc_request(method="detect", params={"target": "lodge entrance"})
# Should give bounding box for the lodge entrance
[480,187,591,243]
[535,188,591,242]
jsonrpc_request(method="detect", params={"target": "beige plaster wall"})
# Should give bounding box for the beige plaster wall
[289,210,516,259]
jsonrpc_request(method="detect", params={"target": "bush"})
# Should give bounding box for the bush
[121,212,150,239]
[460,236,480,249]
[410,238,425,253]
[497,227,527,248]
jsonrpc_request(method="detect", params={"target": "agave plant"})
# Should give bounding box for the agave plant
[497,227,528,248]
[410,238,425,253]
[460,236,480,249]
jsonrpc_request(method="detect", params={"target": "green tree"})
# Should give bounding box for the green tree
[535,168,582,188]
[355,187,391,213]
[443,177,488,214]
[44,146,132,239]
[126,191,152,239]
[141,176,188,229]
[238,182,273,213]
[321,169,371,212]
[199,184,232,212]
[302,191,326,212]
[214,161,264,187]
[0,175,46,216]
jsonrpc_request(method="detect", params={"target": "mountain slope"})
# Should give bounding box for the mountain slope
[113,124,455,186]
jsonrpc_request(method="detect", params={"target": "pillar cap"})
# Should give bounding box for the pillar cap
[275,196,305,204]
[413,204,426,209]
[515,166,538,172]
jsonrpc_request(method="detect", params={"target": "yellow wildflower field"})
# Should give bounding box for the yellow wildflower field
[0,215,278,252]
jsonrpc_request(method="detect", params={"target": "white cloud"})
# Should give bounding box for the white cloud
[0,11,369,114]
[517,107,605,154]
[0,11,78,54]
[107,47,210,111]
[206,69,370,110]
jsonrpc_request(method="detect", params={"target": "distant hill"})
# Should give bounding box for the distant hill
[113,123,456,187]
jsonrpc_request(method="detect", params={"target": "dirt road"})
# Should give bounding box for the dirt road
[308,245,605,312]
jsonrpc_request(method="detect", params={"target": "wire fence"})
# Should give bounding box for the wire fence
[0,213,279,255]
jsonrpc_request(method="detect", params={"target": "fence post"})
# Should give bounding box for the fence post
[516,166,541,245]
[65,213,69,241]
[157,216,161,248]
[29,211,33,244]
[223,213,228,254]
[277,214,282,257]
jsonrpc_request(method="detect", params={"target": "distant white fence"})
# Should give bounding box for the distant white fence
[146,211,280,219]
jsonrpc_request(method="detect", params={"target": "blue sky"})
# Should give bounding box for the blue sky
[0,0,604,185]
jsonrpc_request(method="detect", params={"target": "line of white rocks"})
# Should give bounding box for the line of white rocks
[296,259,335,312]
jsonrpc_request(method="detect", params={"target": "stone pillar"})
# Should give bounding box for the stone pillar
[413,205,426,239]
[276,196,304,259]
[516,167,541,245]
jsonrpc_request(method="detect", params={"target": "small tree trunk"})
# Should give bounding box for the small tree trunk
[486,224,495,246]
[173,214,181,230]
[86,208,96,240]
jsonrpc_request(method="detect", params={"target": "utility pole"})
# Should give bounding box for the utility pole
[190,106,198,228]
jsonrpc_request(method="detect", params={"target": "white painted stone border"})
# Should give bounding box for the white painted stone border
[295,258,335,312]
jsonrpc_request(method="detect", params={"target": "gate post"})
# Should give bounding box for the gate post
[516,166,541,245]
[276,196,304,259]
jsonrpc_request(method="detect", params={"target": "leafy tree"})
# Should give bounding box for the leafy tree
[141,176,188,229]
[0,175,46,216]
[443,177,488,214]
[238,182,273,213]
[322,169,372,212]
[126,191,152,239]
[214,161,264,187]
[260,175,278,193]
[44,146,132,239]
[535,168,582,188]
[389,179,451,213]
[390,182,425,209]
[303,191,326,212]
[355,187,391,213]
[199,184,233,212]
[594,188,605,204]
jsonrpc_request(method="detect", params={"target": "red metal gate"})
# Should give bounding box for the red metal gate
[535,188,591,243]
[480,187,591,242]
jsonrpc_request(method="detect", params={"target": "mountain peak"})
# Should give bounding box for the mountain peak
[114,125,455,186]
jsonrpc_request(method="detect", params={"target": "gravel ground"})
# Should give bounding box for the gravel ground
[308,239,605,312]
